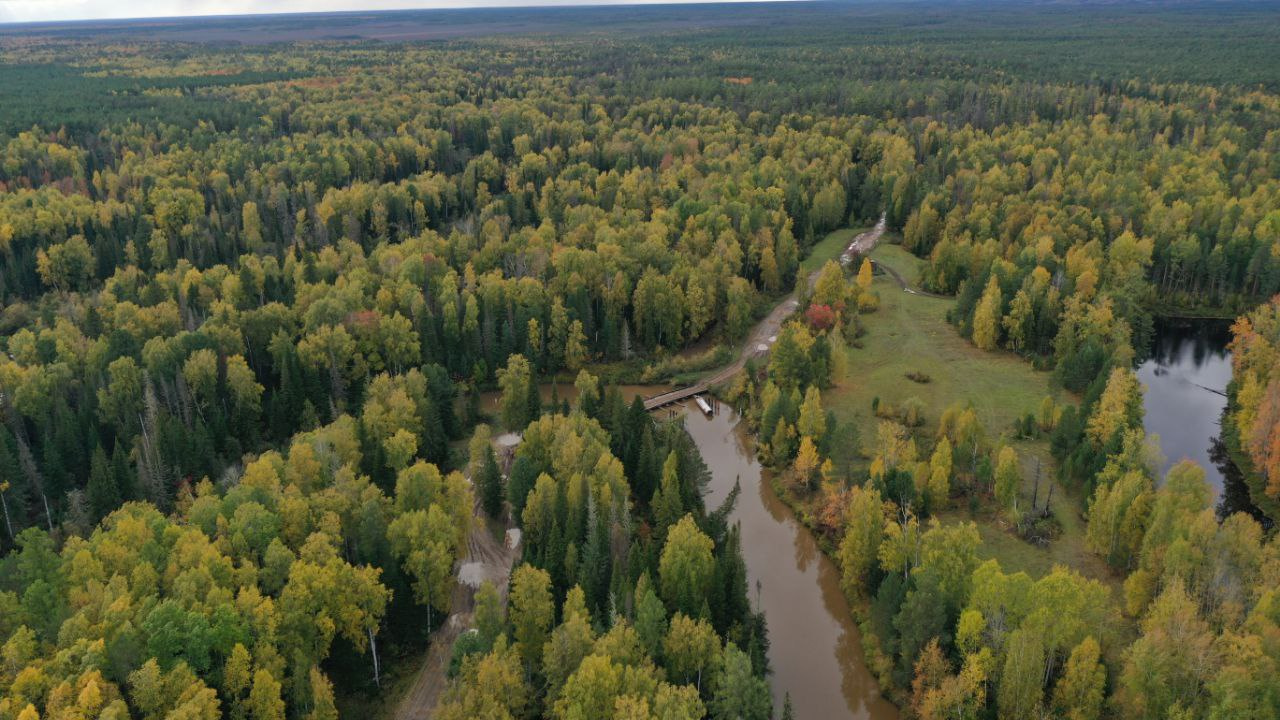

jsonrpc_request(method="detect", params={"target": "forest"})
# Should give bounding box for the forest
[1,1,1280,719]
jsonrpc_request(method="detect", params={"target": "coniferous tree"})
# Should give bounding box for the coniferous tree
[477,446,504,519]
[525,370,541,429]
[85,446,119,522]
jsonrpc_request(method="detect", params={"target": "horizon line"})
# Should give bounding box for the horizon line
[0,0,810,28]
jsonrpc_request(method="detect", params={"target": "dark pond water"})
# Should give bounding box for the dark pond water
[1136,318,1269,522]
[683,407,898,720]
[1136,318,1234,493]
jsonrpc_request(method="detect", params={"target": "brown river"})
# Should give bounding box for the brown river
[683,405,898,720]
[477,380,897,717]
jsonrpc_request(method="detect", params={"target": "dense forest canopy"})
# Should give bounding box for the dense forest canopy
[1,2,1280,719]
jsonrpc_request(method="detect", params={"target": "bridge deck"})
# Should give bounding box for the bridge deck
[642,383,708,411]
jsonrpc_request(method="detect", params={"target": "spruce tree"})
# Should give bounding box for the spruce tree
[507,455,539,517]
[525,370,541,426]
[478,446,505,519]
[86,446,120,522]
[652,452,684,542]
[578,499,611,616]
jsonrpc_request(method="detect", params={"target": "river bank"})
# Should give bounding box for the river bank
[682,405,898,719]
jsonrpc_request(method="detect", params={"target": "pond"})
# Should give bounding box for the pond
[683,406,898,720]
[1136,318,1266,521]
[1136,318,1234,493]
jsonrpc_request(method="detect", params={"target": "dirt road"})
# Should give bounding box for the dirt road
[840,214,887,266]
[644,216,886,410]
[392,509,518,720]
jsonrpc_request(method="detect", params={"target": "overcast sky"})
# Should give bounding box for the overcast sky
[0,0,749,24]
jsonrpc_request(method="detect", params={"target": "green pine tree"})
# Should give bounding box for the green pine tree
[478,446,505,519]
[525,371,541,426]
[86,446,120,522]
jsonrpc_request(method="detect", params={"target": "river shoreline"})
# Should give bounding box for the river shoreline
[682,403,900,719]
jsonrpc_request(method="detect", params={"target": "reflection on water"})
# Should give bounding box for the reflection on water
[1137,319,1232,492]
[1209,429,1271,526]
[683,407,897,720]
[1137,318,1262,520]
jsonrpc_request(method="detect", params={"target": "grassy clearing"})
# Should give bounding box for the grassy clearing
[802,226,868,273]
[828,241,1120,589]
[830,241,1060,442]
[869,243,924,287]
[937,443,1117,589]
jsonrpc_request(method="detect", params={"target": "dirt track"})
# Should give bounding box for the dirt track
[644,216,886,410]
[391,508,518,720]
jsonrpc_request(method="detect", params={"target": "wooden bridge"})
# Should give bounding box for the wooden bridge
[643,387,701,411]
[643,380,721,412]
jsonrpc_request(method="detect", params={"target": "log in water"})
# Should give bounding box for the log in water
[683,407,898,720]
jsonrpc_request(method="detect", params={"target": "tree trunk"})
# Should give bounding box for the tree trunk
[1031,458,1041,512]
[0,487,13,540]
[41,492,53,532]
[368,627,381,688]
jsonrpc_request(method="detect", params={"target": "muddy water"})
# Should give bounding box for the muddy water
[682,406,898,720]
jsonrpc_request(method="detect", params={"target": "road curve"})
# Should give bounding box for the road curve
[644,216,886,410]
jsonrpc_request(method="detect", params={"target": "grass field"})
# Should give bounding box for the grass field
[869,244,925,286]
[828,239,1121,588]
[829,240,1059,441]
[938,443,1116,587]
[802,226,868,273]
